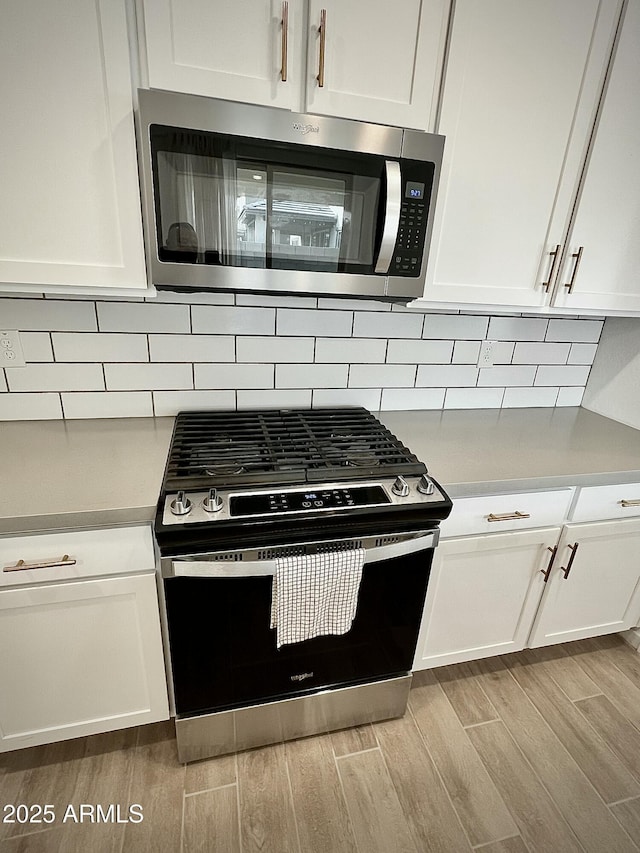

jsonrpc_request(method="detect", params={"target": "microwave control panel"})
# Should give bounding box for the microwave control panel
[390,161,435,277]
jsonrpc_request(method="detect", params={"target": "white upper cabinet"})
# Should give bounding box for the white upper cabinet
[304,0,448,129]
[551,0,640,313]
[424,0,622,308]
[0,0,147,292]
[142,0,305,112]
[140,0,449,130]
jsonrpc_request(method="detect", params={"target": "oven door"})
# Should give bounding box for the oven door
[162,529,437,718]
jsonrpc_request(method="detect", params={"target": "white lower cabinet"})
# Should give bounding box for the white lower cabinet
[528,518,640,647]
[0,526,169,752]
[414,528,559,669]
[415,488,640,670]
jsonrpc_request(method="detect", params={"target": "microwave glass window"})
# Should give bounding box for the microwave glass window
[151,126,384,274]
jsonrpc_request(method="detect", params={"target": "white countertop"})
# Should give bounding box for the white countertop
[2,407,640,534]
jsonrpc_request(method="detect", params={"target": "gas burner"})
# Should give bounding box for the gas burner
[205,464,246,476]
[342,442,380,468]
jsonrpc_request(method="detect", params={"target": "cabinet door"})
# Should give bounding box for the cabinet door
[528,518,640,648]
[0,574,169,752]
[424,0,621,307]
[552,0,640,313]
[413,528,559,670]
[304,0,449,130]
[142,0,304,111]
[0,0,146,291]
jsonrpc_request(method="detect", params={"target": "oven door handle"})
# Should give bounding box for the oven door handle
[374,160,401,274]
[163,529,438,578]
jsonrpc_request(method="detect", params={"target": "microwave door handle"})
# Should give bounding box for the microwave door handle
[374,160,402,274]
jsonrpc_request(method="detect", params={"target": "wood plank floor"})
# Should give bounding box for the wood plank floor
[2,635,640,852]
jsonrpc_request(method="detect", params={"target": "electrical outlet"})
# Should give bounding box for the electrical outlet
[0,330,26,368]
[478,340,496,368]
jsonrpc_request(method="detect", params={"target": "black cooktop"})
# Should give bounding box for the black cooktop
[162,407,427,491]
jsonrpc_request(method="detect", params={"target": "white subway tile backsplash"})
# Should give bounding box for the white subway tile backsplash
[238,390,312,409]
[21,333,54,362]
[546,319,603,343]
[0,295,600,419]
[277,308,352,337]
[153,390,236,416]
[315,337,386,364]
[192,305,275,335]
[0,299,97,331]
[353,311,422,338]
[452,341,481,364]
[568,343,599,365]
[105,363,192,391]
[445,388,505,409]
[535,365,591,387]
[276,364,348,389]
[502,387,559,408]
[61,392,153,419]
[423,314,489,340]
[149,334,234,363]
[0,393,62,420]
[53,333,149,363]
[478,366,536,387]
[488,317,548,341]
[312,389,382,410]
[416,365,478,387]
[348,365,416,388]
[237,336,314,363]
[195,363,273,389]
[6,363,104,392]
[380,388,445,410]
[98,302,190,333]
[386,339,453,364]
[512,342,570,364]
[556,387,585,406]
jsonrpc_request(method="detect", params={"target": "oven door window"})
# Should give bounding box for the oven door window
[150,126,383,274]
[164,548,433,717]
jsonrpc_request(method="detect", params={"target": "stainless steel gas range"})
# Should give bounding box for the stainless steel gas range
[154,407,452,762]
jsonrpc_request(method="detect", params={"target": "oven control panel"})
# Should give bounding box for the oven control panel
[160,476,446,527]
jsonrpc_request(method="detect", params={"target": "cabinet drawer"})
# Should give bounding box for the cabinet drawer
[571,482,640,523]
[439,489,574,538]
[0,525,155,589]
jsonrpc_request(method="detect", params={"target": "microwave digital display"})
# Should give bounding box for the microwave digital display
[405,181,425,199]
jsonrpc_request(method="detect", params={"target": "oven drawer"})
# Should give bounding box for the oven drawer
[0,525,155,588]
[439,489,574,538]
[570,482,640,523]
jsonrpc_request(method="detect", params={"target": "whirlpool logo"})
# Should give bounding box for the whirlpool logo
[292,122,320,135]
[290,672,314,682]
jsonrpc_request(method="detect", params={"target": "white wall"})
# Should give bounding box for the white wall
[582,317,640,429]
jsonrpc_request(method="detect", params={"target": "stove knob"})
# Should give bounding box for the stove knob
[170,490,192,516]
[392,476,410,497]
[202,488,223,513]
[417,475,435,496]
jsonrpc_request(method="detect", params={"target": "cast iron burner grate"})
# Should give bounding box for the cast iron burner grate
[162,407,426,491]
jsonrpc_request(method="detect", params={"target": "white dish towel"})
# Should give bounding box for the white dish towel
[270,548,366,648]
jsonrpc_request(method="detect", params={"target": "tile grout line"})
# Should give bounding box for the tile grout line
[472,835,528,851]
[234,751,243,853]
[462,718,502,730]
[282,742,303,853]
[607,794,640,808]
[333,745,382,760]
[184,781,238,798]
[332,742,368,853]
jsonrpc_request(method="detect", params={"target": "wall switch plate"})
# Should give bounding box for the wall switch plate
[478,340,496,368]
[0,330,26,368]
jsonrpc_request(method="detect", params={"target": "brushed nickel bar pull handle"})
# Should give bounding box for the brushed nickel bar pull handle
[620,499,640,507]
[317,8,326,87]
[564,246,584,292]
[560,542,579,579]
[486,511,531,522]
[541,244,561,291]
[280,1,289,82]
[3,554,77,573]
[540,545,557,583]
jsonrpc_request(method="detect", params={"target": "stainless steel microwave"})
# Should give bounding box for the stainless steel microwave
[137,90,444,303]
